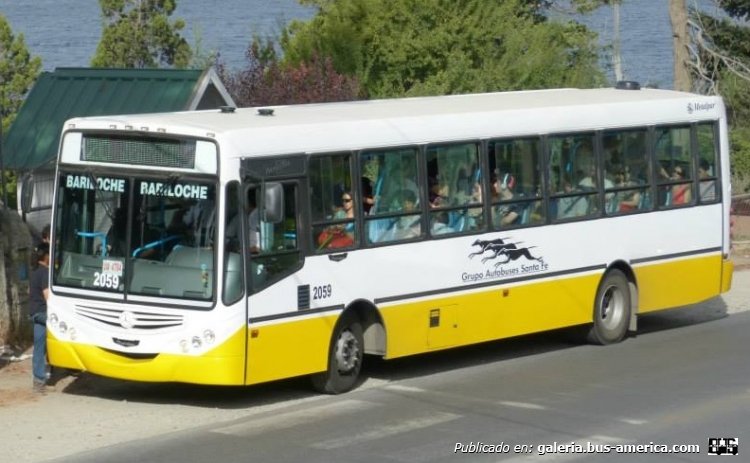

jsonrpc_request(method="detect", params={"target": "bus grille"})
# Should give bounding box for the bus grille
[75,305,184,330]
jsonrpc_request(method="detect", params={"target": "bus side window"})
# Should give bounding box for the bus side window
[548,134,599,221]
[655,126,694,208]
[488,137,545,229]
[603,129,650,215]
[309,153,356,252]
[223,181,244,304]
[362,148,421,244]
[697,123,719,203]
[426,142,483,236]
[250,183,301,293]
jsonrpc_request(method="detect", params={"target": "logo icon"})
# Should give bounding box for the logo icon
[687,103,694,114]
[118,311,136,330]
[468,237,543,268]
[708,437,738,456]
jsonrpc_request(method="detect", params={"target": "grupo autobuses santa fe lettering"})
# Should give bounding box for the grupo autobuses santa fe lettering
[139,181,208,199]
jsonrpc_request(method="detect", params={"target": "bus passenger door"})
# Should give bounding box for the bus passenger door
[243,180,311,384]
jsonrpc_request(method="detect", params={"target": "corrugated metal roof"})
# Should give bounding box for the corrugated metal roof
[1,67,228,170]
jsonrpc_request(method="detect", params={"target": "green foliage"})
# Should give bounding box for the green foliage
[1,15,42,208]
[695,1,750,190]
[91,0,192,68]
[719,0,750,20]
[0,15,42,132]
[730,128,750,193]
[188,26,217,70]
[719,70,750,129]
[284,0,604,98]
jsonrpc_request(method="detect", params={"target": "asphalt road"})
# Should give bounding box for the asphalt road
[53,301,749,463]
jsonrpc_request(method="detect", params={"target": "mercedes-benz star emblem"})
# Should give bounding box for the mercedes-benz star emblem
[118,311,136,329]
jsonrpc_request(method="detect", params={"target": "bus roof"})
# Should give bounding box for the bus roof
[65,87,724,157]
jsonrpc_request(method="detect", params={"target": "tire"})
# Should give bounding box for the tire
[311,313,364,394]
[587,269,631,345]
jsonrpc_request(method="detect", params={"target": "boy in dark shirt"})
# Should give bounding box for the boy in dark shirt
[29,242,50,392]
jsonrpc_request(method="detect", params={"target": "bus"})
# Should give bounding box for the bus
[47,83,734,393]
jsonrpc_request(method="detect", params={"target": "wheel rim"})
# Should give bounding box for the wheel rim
[599,284,626,331]
[334,329,360,374]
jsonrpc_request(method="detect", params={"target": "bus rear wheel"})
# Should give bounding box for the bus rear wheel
[587,269,631,345]
[311,313,364,394]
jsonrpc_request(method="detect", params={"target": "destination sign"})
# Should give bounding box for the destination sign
[139,181,208,200]
[65,174,126,193]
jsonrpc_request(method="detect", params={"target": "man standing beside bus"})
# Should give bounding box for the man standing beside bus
[28,242,50,393]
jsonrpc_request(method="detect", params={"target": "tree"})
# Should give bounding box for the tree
[689,0,750,192]
[670,0,692,91]
[218,37,360,107]
[91,0,192,68]
[281,0,604,98]
[1,15,42,207]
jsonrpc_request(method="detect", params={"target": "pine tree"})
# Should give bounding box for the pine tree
[91,0,192,68]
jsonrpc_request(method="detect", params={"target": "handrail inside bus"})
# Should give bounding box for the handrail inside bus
[76,231,108,257]
[132,235,182,258]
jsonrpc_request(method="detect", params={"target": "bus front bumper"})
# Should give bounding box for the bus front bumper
[47,330,246,386]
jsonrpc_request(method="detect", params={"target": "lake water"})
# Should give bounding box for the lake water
[0,0,723,89]
[0,0,315,71]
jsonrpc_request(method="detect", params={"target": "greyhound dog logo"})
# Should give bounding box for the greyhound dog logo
[468,237,544,268]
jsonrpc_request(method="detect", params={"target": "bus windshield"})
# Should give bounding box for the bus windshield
[53,171,218,303]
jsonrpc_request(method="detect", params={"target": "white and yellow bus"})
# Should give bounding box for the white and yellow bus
[48,83,734,393]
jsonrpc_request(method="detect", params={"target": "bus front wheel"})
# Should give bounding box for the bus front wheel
[311,313,364,394]
[587,269,631,345]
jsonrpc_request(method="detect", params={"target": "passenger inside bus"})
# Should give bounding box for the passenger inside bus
[429,178,450,208]
[698,159,716,201]
[430,211,453,235]
[226,189,260,253]
[105,204,160,259]
[556,175,588,219]
[467,181,484,224]
[106,206,129,257]
[318,191,356,249]
[613,167,641,213]
[492,173,520,227]
[361,177,375,215]
[390,189,421,240]
[670,166,692,205]
[170,198,216,248]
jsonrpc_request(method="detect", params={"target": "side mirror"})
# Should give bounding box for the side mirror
[20,174,34,213]
[262,182,284,223]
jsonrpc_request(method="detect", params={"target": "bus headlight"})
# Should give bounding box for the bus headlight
[48,313,58,329]
[58,321,68,335]
[179,339,189,353]
[191,336,202,349]
[69,328,77,341]
[203,329,215,345]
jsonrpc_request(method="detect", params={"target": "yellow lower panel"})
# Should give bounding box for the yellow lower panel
[635,254,722,313]
[382,273,600,359]
[47,329,246,385]
[721,258,733,293]
[245,314,338,385]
